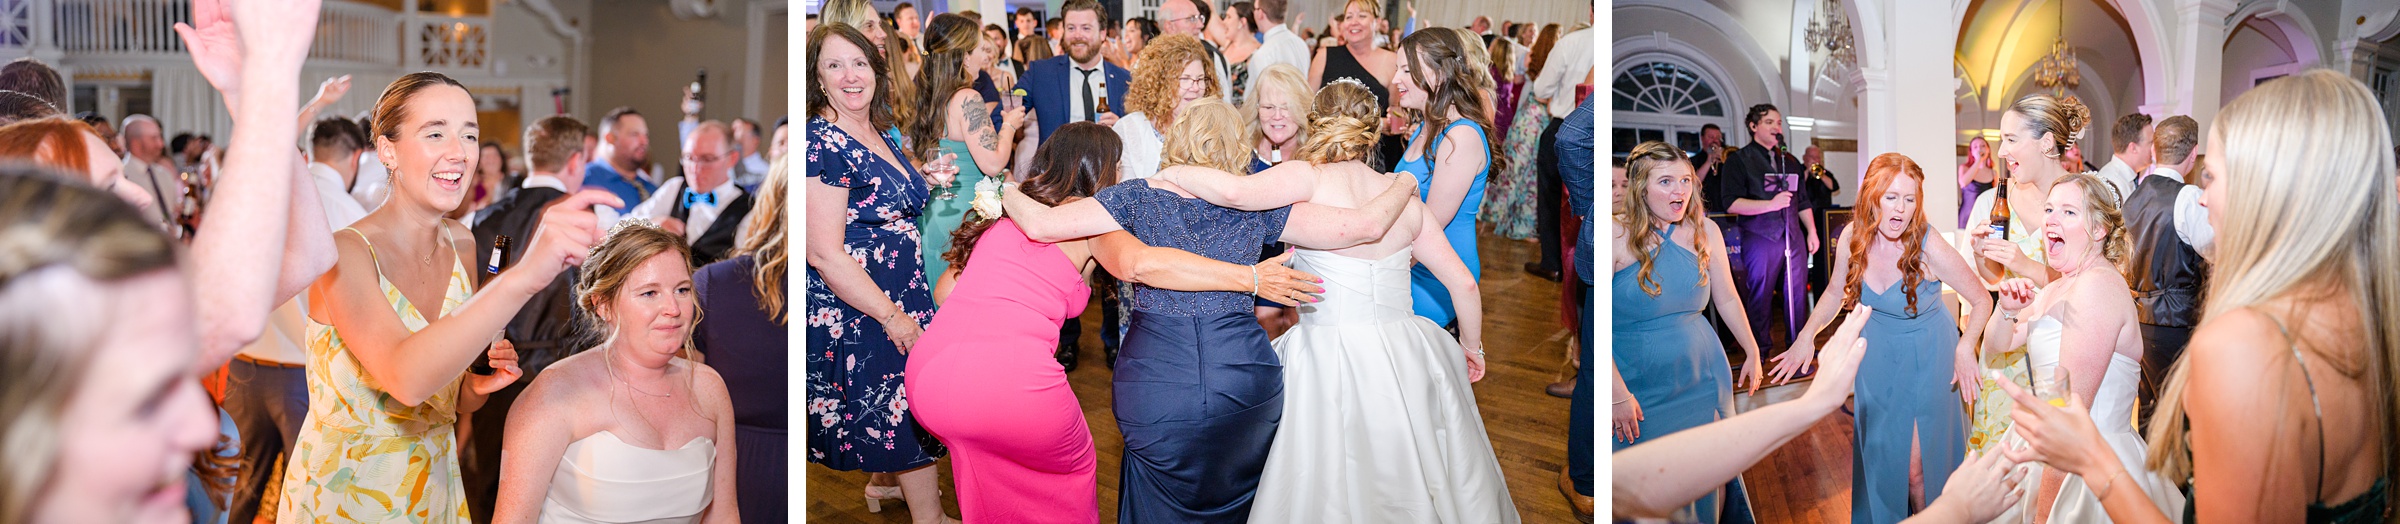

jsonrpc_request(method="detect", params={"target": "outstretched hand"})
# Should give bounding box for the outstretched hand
[173,0,244,107]
[1995,369,2113,478]
[1250,250,1325,307]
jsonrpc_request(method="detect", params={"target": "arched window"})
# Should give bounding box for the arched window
[1612,59,1734,158]
[1614,61,1725,116]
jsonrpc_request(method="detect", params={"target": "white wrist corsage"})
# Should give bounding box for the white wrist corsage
[971,177,1007,220]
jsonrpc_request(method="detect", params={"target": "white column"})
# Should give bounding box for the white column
[2174,0,2235,127]
[1879,0,1961,231]
[982,0,1007,26]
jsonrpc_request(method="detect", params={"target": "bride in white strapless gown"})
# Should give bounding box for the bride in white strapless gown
[537,431,718,524]
[1990,317,2186,523]
[1247,246,1520,523]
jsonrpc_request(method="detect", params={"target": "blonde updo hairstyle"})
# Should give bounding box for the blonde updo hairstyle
[1298,80,1381,165]
[2050,172,2131,267]
[574,222,700,362]
[2010,94,2092,159]
[1159,97,1253,175]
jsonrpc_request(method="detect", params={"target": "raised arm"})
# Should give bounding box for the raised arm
[1003,184,1123,242]
[951,90,1026,175]
[1277,173,1415,249]
[181,0,317,367]
[1087,231,1324,305]
[1421,124,1488,227]
[1154,161,1321,210]
[1616,306,1874,518]
[310,191,614,406]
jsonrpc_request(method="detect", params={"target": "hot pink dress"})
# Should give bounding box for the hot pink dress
[905,219,1098,523]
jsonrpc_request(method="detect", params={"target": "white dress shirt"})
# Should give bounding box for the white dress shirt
[625,176,743,245]
[2142,166,2214,260]
[352,150,391,212]
[308,162,370,231]
[1113,112,1165,181]
[1249,24,1313,97]
[1529,27,1595,119]
[1069,58,1111,123]
[2097,156,2139,205]
[237,162,373,364]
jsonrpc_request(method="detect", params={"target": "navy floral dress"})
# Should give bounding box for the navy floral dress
[804,117,939,472]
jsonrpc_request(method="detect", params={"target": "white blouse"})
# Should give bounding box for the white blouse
[1114,111,1166,181]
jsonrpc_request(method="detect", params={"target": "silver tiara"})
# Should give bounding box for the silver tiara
[1322,77,1381,106]
[592,217,657,257]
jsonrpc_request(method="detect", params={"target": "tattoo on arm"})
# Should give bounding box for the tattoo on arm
[962,97,998,151]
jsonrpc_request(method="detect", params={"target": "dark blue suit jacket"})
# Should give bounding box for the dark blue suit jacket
[1022,55,1130,142]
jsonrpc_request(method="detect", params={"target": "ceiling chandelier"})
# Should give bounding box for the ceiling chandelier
[1804,0,1855,69]
[2032,3,2081,105]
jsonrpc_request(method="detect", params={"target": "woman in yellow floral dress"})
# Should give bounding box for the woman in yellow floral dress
[283,72,617,522]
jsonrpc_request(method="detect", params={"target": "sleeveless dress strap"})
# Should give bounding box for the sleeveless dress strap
[2250,306,2333,500]
[339,227,380,267]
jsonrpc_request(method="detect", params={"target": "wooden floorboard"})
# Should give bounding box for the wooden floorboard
[1742,408,1855,524]
[807,231,1581,522]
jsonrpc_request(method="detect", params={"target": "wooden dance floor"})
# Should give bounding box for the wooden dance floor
[807,231,1582,522]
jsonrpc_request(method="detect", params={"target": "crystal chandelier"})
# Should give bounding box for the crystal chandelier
[2032,3,2081,105]
[1804,0,1855,68]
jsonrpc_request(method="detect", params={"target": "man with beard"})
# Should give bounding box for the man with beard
[1020,0,1132,371]
[583,106,655,213]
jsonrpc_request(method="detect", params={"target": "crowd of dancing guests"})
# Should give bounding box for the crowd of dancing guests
[0,1,791,523]
[804,0,1597,521]
[1611,69,2400,523]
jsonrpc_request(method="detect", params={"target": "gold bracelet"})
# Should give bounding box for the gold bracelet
[2092,468,2125,500]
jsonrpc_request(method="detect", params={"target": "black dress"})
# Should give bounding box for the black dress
[694,255,788,524]
[1321,45,1400,170]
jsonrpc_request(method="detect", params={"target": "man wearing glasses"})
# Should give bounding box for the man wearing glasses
[624,120,754,266]
[1159,0,1235,100]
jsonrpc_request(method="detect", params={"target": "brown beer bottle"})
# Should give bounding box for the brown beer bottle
[1988,172,2011,240]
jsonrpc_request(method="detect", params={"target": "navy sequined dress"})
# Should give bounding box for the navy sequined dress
[1095,179,1292,523]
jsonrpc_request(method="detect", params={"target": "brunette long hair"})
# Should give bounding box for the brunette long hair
[940,122,1121,271]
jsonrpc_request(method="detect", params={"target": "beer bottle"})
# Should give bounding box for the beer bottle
[1988,173,2012,240]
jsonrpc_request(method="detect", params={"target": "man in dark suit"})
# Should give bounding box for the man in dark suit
[462,115,594,523]
[1023,0,1132,370]
[1023,0,1130,142]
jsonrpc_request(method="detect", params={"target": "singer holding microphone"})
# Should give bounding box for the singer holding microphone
[1720,104,1815,383]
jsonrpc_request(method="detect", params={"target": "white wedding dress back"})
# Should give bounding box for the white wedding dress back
[538,431,716,524]
[1992,317,2186,523]
[1246,247,1520,523]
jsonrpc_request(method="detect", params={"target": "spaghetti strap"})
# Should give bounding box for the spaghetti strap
[338,227,379,265]
[2251,306,2333,500]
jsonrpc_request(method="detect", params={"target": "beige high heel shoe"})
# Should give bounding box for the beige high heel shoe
[864,484,904,512]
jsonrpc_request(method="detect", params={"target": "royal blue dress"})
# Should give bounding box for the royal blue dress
[1850,265,1967,524]
[1094,179,1291,523]
[1612,222,1736,523]
[1394,120,1487,326]
[802,118,941,473]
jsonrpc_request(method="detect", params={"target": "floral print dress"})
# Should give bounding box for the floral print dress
[280,228,473,523]
[803,117,941,472]
[1483,92,1549,240]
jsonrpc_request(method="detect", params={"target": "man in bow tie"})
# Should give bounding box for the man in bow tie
[625,120,754,267]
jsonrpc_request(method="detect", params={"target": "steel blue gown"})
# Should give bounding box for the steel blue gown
[1849,272,1967,523]
[1395,120,1487,327]
[1612,222,1736,523]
